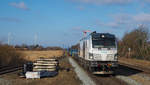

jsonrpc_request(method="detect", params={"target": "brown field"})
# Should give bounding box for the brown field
[20,50,64,61]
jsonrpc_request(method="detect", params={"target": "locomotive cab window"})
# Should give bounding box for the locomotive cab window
[92,34,116,48]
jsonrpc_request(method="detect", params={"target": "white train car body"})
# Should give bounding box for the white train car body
[78,31,118,74]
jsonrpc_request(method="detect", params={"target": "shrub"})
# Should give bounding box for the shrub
[0,44,26,66]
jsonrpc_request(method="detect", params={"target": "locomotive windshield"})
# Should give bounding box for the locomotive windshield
[92,34,116,48]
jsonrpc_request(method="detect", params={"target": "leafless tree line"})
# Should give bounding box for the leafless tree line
[15,44,63,50]
[118,25,150,60]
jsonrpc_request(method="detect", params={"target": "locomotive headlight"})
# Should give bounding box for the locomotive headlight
[90,56,94,59]
[114,54,118,60]
[89,53,94,59]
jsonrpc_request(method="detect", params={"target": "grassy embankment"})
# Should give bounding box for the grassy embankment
[0,44,25,66]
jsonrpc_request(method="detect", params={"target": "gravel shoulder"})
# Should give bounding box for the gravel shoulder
[68,57,96,85]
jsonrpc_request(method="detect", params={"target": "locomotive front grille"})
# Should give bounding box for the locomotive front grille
[106,54,114,60]
[93,54,115,61]
[93,54,101,60]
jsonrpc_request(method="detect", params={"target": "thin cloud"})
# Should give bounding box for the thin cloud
[9,2,29,10]
[96,13,150,29]
[144,0,150,2]
[133,13,150,23]
[70,26,84,36]
[72,26,82,31]
[69,0,132,5]
[77,5,85,10]
[96,21,122,29]
[0,17,22,23]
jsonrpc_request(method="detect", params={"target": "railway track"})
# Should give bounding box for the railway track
[73,56,150,85]
[72,57,128,85]
[89,64,145,85]
[0,65,23,75]
[91,74,127,85]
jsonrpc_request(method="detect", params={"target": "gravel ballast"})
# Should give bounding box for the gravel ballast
[116,75,142,85]
[68,57,96,85]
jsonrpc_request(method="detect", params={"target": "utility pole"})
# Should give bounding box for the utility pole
[128,48,131,58]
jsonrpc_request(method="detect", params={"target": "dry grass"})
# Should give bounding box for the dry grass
[20,50,64,61]
[0,45,26,66]
[119,57,150,68]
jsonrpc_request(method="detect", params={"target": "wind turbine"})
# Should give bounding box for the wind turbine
[8,32,11,45]
[34,34,38,46]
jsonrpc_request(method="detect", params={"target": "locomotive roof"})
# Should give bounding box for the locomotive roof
[91,33,115,38]
[80,31,115,41]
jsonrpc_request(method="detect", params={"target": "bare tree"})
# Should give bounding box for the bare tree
[119,25,150,60]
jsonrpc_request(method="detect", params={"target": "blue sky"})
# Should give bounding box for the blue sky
[0,0,150,47]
